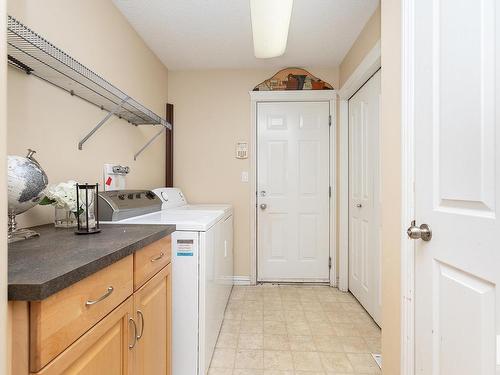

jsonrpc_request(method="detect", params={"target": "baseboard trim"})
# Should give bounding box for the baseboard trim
[232,276,341,287]
[332,276,339,288]
[233,276,251,285]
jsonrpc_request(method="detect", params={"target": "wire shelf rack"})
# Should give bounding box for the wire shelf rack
[7,15,171,159]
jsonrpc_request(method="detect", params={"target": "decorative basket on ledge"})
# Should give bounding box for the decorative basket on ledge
[253,68,333,91]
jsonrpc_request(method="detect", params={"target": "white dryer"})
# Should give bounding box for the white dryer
[152,188,234,373]
[153,187,232,217]
[153,187,234,288]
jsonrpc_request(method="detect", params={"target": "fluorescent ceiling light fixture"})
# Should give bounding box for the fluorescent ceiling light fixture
[250,0,293,59]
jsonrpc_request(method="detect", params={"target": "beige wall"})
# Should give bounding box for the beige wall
[7,0,169,228]
[1,0,8,373]
[6,2,168,373]
[380,0,402,373]
[168,68,338,277]
[336,4,380,273]
[337,2,402,372]
[339,5,381,87]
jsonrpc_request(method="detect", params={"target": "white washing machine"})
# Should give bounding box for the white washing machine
[98,189,234,375]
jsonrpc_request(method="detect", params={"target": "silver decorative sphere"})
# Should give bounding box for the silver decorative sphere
[7,149,48,216]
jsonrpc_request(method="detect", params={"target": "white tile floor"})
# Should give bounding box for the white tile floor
[209,285,381,375]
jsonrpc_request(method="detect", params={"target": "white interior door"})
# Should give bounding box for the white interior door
[414,0,500,373]
[257,101,330,282]
[348,70,381,325]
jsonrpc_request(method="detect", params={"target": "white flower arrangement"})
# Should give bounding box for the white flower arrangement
[39,180,79,212]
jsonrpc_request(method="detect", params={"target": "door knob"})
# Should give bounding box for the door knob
[356,204,362,208]
[260,204,267,210]
[407,220,432,241]
[260,191,267,197]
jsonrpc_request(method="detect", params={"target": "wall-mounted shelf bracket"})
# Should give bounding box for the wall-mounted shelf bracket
[78,97,129,150]
[6,15,172,160]
[134,123,170,161]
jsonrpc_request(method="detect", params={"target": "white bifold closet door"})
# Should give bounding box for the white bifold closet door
[348,70,381,325]
[257,101,330,282]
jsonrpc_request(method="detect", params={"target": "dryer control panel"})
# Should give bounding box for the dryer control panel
[98,190,161,221]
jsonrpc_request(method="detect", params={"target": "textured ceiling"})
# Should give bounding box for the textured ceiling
[113,0,379,70]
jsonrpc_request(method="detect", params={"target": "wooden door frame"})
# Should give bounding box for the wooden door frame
[249,90,337,286]
[401,0,416,373]
[337,7,415,372]
[337,40,381,293]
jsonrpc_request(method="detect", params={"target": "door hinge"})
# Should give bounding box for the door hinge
[329,257,332,269]
[329,115,332,126]
[329,186,332,198]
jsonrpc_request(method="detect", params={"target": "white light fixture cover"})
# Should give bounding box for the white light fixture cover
[250,0,293,59]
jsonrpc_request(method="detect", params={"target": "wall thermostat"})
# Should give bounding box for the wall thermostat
[236,141,248,159]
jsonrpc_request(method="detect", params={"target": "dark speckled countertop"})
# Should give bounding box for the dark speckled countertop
[8,224,175,301]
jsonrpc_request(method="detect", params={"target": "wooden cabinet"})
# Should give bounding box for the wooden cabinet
[30,256,134,372]
[134,236,171,290]
[33,297,134,375]
[133,263,172,375]
[11,235,172,375]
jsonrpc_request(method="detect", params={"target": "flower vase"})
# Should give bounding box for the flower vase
[54,207,78,228]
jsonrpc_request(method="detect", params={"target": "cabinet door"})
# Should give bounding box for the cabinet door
[33,297,134,375]
[134,264,172,375]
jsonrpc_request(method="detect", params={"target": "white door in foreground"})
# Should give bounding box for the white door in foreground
[414,0,500,373]
[257,101,330,282]
[348,70,381,325]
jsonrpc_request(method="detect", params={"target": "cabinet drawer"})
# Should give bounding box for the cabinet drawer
[30,256,133,372]
[32,297,134,375]
[134,236,171,290]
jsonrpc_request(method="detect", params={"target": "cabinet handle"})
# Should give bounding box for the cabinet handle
[136,310,145,340]
[129,318,137,349]
[150,252,165,262]
[85,286,114,306]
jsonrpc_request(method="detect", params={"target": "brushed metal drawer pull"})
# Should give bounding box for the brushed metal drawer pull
[137,310,145,340]
[129,318,137,349]
[85,286,114,306]
[150,252,165,262]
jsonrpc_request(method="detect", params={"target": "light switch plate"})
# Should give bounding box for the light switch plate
[241,171,249,182]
